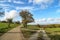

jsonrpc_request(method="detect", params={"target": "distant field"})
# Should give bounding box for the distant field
[0,23,19,29]
[27,25,40,30]
[45,28,60,32]
[45,28,60,40]
[21,25,60,40]
[0,23,20,36]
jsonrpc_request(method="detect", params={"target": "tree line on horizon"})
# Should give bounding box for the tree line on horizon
[37,24,60,28]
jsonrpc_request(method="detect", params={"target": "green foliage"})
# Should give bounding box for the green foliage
[45,28,60,32]
[38,24,60,28]
[7,19,12,23]
[21,29,36,38]
[20,10,34,28]
[27,25,40,30]
[7,19,12,27]
[45,28,60,40]
[47,34,60,40]
[21,24,60,40]
[21,25,40,39]
[0,23,19,36]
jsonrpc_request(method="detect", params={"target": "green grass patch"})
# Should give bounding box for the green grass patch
[21,29,36,38]
[21,25,40,39]
[45,28,60,32]
[45,28,60,40]
[22,25,40,30]
[0,23,20,36]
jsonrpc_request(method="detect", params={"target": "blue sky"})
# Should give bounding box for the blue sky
[0,0,60,24]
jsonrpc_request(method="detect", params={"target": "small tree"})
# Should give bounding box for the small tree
[7,19,12,28]
[37,24,41,28]
[15,21,20,24]
[20,10,34,28]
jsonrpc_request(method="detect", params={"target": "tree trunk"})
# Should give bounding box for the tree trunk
[8,22,11,28]
[23,22,27,28]
[25,22,27,28]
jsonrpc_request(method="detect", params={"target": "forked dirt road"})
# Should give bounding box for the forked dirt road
[0,26,25,40]
[28,29,51,40]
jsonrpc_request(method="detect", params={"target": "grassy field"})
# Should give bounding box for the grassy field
[21,25,40,39]
[21,29,36,39]
[45,28,60,40]
[21,25,40,30]
[21,25,60,40]
[0,22,20,36]
[45,28,60,32]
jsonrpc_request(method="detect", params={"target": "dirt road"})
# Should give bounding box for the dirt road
[0,26,25,40]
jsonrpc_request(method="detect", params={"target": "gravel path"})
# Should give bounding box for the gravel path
[0,26,25,40]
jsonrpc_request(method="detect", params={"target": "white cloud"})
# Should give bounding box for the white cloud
[29,0,33,3]
[13,0,24,4]
[58,0,60,6]
[4,10,17,20]
[0,0,12,2]
[0,4,15,12]
[16,6,34,11]
[56,18,60,21]
[47,18,54,21]
[33,0,44,4]
[29,0,54,9]
[33,0,53,4]
[39,18,46,22]
[56,9,60,13]
[8,0,12,2]
[28,18,47,25]
[0,0,6,2]
[40,4,48,9]
[28,18,60,25]
[0,3,15,8]
[16,6,40,11]
[0,4,10,7]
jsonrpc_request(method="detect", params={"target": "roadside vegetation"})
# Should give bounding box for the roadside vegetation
[0,22,20,36]
[21,25,40,39]
[21,24,60,40]
[45,28,60,40]
[40,24,60,40]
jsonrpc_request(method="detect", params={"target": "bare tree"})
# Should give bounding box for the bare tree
[20,10,34,28]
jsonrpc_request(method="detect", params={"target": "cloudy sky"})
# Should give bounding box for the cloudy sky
[0,0,60,25]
